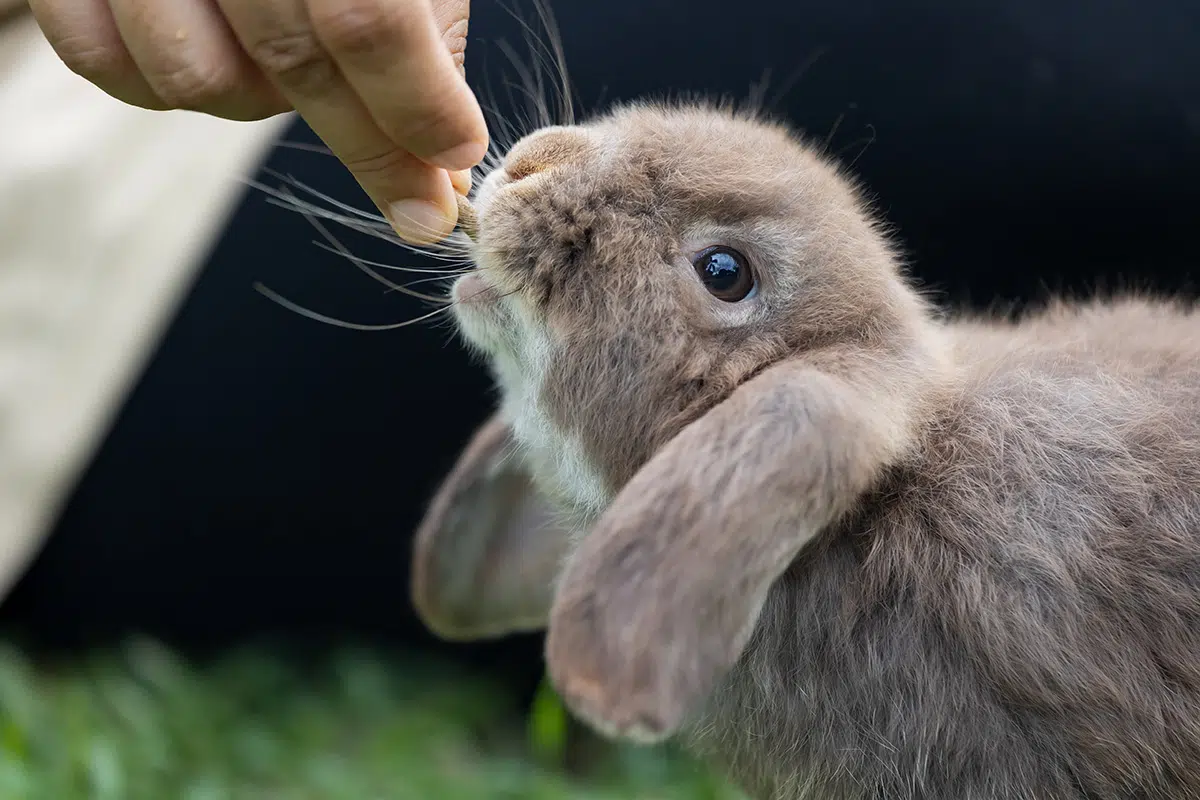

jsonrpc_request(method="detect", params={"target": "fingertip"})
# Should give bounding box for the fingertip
[426,140,488,171]
[355,150,461,245]
[387,198,457,245]
[385,169,459,245]
[449,169,473,197]
[425,76,490,170]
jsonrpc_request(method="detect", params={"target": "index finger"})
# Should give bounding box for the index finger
[308,0,488,170]
[217,0,467,242]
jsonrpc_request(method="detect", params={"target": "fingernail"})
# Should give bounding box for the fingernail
[449,168,474,197]
[387,199,454,244]
[426,141,487,171]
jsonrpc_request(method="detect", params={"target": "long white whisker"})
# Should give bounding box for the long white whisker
[271,140,335,155]
[496,40,552,129]
[253,282,456,331]
[479,51,526,153]
[498,0,574,126]
[283,190,453,303]
[497,71,538,142]
[499,74,550,129]
[253,187,475,263]
[259,168,386,223]
[249,180,390,236]
[393,272,471,291]
[528,0,576,123]
[311,241,472,276]
[259,195,472,263]
[251,171,476,260]
[765,46,830,112]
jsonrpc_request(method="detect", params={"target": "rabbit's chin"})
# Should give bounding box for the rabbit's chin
[450,272,511,354]
[451,271,497,306]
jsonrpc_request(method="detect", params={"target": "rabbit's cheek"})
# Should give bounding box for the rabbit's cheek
[498,357,612,524]
[477,321,612,525]
[514,428,610,529]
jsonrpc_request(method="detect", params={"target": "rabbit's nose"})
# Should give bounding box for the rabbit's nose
[502,126,594,182]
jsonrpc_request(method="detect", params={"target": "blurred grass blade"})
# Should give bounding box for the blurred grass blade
[528,675,568,765]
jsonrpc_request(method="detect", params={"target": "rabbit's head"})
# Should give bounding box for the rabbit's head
[453,101,932,526]
[416,101,949,742]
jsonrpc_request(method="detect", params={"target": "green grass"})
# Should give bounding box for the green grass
[0,638,743,799]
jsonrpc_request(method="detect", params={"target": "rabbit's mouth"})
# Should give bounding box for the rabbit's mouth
[452,181,503,311]
[450,267,517,358]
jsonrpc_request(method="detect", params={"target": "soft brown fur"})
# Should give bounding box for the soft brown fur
[411,100,1200,799]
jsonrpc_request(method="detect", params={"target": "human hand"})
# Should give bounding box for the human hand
[27,0,488,244]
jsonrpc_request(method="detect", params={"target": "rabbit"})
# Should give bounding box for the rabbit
[410,99,1200,800]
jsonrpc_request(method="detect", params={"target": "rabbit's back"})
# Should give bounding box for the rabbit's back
[953,296,1200,386]
[689,298,1200,799]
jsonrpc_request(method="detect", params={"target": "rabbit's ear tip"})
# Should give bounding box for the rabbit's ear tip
[411,589,541,642]
[547,647,684,743]
[545,583,705,744]
[409,569,487,641]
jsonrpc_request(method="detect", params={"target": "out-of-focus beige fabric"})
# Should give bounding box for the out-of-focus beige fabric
[0,10,290,601]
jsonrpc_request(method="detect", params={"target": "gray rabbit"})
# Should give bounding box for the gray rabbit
[412,101,1200,799]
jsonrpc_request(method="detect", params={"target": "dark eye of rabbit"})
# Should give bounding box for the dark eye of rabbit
[692,246,756,302]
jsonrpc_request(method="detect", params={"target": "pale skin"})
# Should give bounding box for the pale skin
[25,0,489,244]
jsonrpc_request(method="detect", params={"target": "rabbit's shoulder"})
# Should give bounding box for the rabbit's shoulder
[688,297,1200,799]
[766,295,1200,797]
[891,295,1200,595]
[949,295,1200,386]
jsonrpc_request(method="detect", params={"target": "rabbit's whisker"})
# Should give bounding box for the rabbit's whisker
[311,241,473,276]
[252,282,456,331]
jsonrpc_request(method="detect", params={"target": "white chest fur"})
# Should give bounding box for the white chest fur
[487,304,612,526]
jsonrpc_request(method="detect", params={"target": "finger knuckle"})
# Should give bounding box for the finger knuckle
[340,147,413,183]
[388,98,470,149]
[150,61,239,110]
[443,18,468,70]
[247,30,337,93]
[53,36,128,82]
[311,0,416,57]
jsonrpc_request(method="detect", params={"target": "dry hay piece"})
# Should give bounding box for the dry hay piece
[456,194,478,239]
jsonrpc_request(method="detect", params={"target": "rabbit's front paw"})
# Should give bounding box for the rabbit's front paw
[545,587,706,745]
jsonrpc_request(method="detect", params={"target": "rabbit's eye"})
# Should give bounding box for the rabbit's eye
[693,246,756,302]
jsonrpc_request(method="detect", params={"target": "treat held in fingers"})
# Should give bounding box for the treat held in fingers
[455,193,477,239]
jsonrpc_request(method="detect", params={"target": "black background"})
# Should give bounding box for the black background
[3,0,1197,697]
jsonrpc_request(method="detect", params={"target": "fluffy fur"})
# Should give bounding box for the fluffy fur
[411,100,1200,799]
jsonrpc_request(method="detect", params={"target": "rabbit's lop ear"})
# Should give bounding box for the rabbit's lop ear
[412,413,569,641]
[546,358,913,743]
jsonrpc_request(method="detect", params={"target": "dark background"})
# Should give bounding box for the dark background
[3,0,1197,698]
